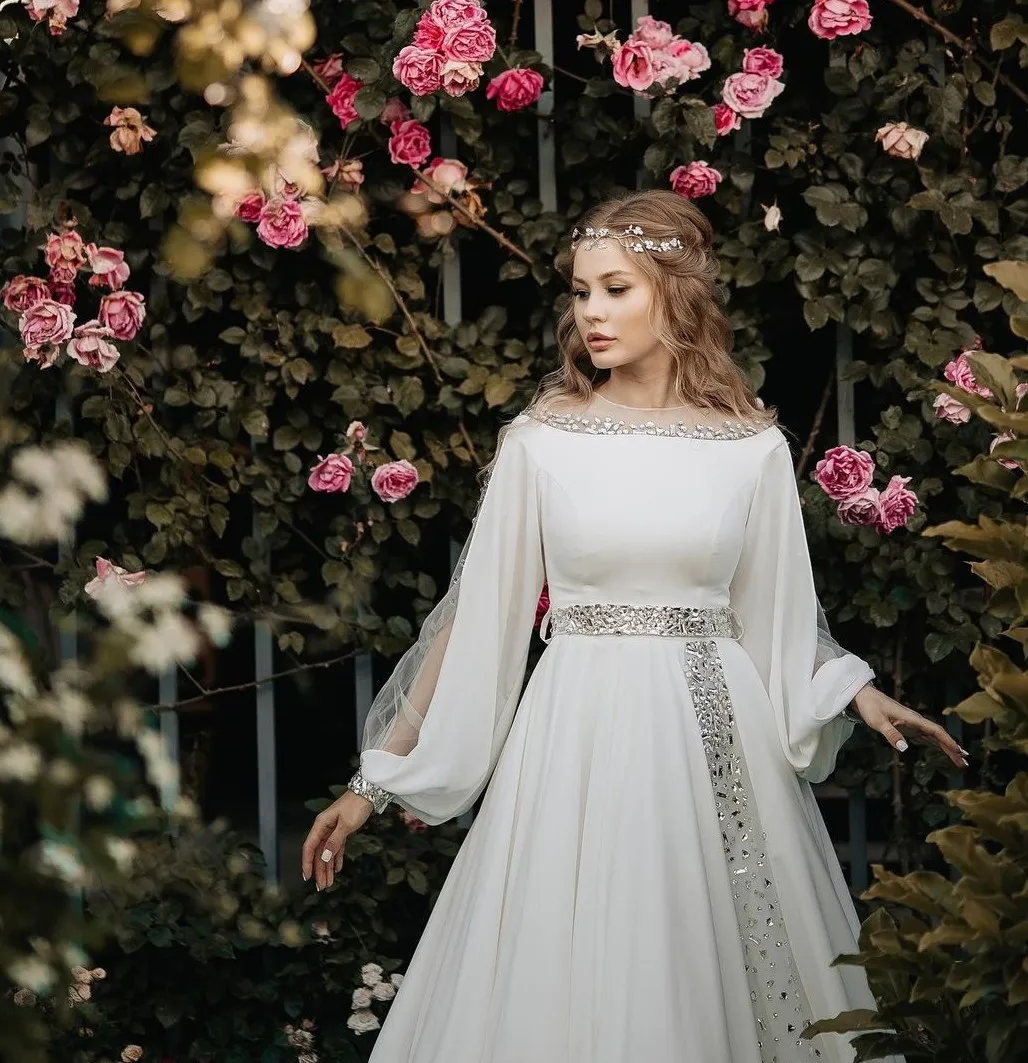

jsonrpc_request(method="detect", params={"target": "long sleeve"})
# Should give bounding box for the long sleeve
[729,436,875,783]
[357,417,545,824]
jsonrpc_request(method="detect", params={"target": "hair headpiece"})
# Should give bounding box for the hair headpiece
[570,224,683,254]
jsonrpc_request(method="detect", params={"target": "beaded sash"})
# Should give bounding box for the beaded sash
[545,603,741,640]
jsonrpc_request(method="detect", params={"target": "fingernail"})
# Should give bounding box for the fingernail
[302,872,309,882]
[959,747,969,756]
[315,883,321,892]
[896,739,908,752]
[320,849,332,863]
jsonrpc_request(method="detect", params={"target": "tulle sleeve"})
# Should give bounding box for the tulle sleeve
[356,415,545,824]
[729,435,875,783]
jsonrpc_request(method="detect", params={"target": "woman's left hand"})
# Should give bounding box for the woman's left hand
[851,684,968,769]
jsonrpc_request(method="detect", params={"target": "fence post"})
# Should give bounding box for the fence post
[250,434,279,882]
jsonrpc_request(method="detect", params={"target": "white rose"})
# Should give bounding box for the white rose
[346,1008,381,1035]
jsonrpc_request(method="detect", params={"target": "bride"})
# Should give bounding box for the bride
[302,189,966,1062]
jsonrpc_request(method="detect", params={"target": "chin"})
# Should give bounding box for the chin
[588,350,627,370]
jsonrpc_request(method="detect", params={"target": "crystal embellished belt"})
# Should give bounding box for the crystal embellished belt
[544,603,741,640]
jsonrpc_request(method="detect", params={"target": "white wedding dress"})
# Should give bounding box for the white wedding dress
[356,394,904,1063]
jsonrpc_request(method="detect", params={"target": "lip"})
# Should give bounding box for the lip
[586,332,615,347]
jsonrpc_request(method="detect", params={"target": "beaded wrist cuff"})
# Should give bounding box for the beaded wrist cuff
[347,770,393,815]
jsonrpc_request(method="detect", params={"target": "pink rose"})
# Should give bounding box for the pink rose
[346,420,367,443]
[441,19,495,64]
[388,119,432,166]
[308,453,355,493]
[713,103,742,136]
[23,344,61,369]
[98,290,145,341]
[66,319,120,373]
[236,190,265,222]
[1017,382,1028,404]
[85,244,130,290]
[653,39,711,86]
[837,488,880,527]
[742,46,784,78]
[414,12,446,50]
[49,282,76,306]
[932,393,971,424]
[875,475,918,534]
[19,298,75,352]
[413,157,468,201]
[371,459,419,503]
[612,39,656,92]
[534,582,550,628]
[399,809,428,832]
[325,73,363,127]
[429,0,488,27]
[393,46,444,96]
[328,159,364,192]
[256,196,308,249]
[808,0,873,40]
[44,230,86,284]
[380,98,411,125]
[721,71,785,119]
[633,15,673,48]
[990,433,1019,471]
[485,68,544,112]
[669,161,722,200]
[103,106,156,155]
[875,122,929,161]
[944,352,991,397]
[440,60,482,97]
[312,54,344,85]
[814,444,875,501]
[1,275,50,312]
[84,557,146,600]
[727,0,773,30]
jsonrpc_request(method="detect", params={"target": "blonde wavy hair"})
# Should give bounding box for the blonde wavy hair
[527,189,777,429]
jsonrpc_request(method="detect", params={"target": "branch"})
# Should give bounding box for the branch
[407,164,534,266]
[508,0,523,49]
[151,650,358,712]
[886,0,1028,109]
[795,371,834,482]
[338,224,483,467]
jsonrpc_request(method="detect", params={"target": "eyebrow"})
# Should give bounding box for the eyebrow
[570,270,631,285]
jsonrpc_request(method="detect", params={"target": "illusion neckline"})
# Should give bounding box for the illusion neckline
[593,393,691,412]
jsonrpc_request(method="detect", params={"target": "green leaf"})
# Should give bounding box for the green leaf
[347,58,381,82]
[353,87,386,122]
[140,185,170,219]
[499,259,528,281]
[393,376,425,416]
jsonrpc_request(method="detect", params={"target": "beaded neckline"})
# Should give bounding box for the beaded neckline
[528,407,768,441]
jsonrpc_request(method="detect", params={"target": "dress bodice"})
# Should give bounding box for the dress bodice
[519,400,783,613]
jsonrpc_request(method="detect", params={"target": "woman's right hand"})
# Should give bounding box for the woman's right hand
[301,790,374,891]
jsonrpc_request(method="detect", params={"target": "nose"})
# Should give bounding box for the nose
[582,293,606,323]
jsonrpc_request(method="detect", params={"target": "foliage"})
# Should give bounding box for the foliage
[0,435,204,1063]
[804,267,1028,1062]
[22,810,463,1062]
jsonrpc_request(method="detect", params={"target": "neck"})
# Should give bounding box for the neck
[596,372,684,411]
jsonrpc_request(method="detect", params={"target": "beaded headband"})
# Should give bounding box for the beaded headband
[570,224,684,254]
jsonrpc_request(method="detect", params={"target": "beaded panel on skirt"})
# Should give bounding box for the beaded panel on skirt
[546,603,823,1061]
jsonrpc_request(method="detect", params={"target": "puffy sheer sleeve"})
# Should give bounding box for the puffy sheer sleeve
[729,434,875,783]
[354,415,545,825]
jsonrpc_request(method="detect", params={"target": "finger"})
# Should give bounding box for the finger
[900,716,968,768]
[301,815,333,884]
[878,722,909,753]
[317,824,348,891]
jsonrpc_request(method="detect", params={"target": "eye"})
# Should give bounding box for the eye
[607,286,628,296]
[572,290,588,300]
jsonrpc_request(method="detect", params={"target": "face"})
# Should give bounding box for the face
[571,240,664,370]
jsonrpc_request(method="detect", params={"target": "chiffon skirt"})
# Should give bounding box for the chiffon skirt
[366,633,903,1063]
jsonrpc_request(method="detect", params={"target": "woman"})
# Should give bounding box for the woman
[302,190,966,1062]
